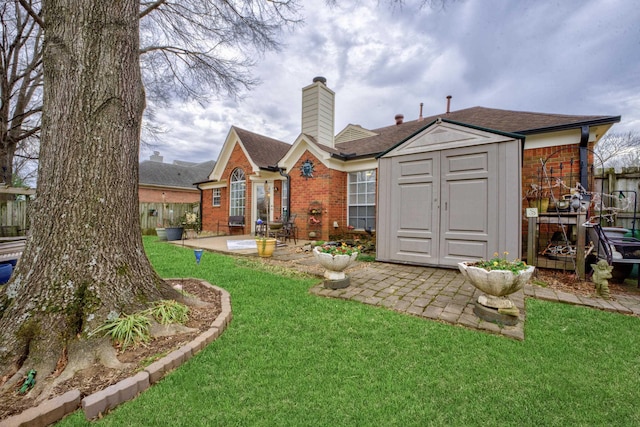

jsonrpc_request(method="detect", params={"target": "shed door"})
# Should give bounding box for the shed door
[439,145,497,266]
[388,145,497,267]
[389,152,440,265]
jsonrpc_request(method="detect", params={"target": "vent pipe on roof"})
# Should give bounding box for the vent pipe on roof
[418,103,424,122]
[446,95,452,114]
[395,114,404,125]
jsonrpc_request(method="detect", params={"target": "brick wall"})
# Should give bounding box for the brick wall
[201,143,254,233]
[520,142,597,250]
[522,142,597,201]
[289,151,347,241]
[139,187,199,203]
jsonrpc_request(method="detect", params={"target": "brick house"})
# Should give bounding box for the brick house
[139,151,215,204]
[198,77,619,265]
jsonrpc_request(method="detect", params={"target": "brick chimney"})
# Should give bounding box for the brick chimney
[150,151,163,163]
[301,76,335,148]
[395,114,404,125]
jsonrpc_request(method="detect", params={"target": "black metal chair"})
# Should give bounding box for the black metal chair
[587,223,640,287]
[276,214,297,244]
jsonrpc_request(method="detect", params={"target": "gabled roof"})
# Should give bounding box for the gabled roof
[233,126,291,170]
[139,160,215,189]
[330,106,620,159]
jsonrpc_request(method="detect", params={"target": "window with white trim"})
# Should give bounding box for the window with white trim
[348,170,376,230]
[229,168,246,217]
[212,188,221,207]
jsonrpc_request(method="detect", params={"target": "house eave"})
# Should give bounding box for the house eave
[516,116,621,135]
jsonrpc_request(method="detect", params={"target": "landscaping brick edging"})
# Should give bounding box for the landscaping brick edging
[0,280,231,427]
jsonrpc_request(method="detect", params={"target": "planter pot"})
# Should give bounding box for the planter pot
[165,227,184,241]
[313,247,358,281]
[527,198,549,213]
[156,227,167,241]
[458,262,535,297]
[458,262,534,320]
[0,262,12,284]
[256,238,277,257]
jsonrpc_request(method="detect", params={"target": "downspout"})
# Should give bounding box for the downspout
[579,125,589,192]
[278,168,290,221]
[196,183,203,231]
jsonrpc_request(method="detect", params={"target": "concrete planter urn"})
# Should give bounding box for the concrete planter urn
[458,261,535,323]
[313,246,358,281]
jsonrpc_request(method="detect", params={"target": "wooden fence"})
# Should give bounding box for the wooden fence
[139,202,200,232]
[0,201,199,235]
[594,167,639,233]
[0,201,30,236]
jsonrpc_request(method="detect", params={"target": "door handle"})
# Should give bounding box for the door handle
[444,202,447,211]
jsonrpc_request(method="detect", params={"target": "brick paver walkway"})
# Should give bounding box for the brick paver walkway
[182,236,640,341]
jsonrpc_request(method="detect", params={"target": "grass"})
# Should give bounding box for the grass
[58,237,640,426]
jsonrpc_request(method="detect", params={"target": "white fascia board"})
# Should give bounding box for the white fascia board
[208,128,260,181]
[522,125,617,150]
[140,184,199,192]
[331,157,378,173]
[278,135,333,170]
[197,180,227,190]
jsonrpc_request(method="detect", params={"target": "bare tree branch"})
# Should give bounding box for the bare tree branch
[17,0,43,27]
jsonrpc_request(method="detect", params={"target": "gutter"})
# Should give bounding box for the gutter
[515,115,621,135]
[195,182,204,231]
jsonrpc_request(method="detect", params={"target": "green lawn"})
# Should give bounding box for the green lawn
[58,237,640,426]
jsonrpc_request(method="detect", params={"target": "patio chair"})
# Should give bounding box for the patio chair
[276,214,297,244]
[586,223,640,287]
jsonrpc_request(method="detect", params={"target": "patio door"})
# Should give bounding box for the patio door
[252,181,274,233]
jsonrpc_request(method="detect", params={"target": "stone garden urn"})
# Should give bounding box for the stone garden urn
[458,261,535,324]
[313,245,358,289]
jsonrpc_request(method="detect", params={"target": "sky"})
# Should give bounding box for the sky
[142,0,640,166]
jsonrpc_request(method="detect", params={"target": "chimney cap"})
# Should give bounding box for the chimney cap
[312,76,327,84]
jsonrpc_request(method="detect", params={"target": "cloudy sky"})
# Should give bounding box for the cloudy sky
[142,0,640,165]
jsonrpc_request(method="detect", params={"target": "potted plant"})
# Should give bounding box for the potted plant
[256,236,277,257]
[458,252,535,322]
[525,185,550,213]
[155,222,167,241]
[182,212,200,240]
[313,242,359,288]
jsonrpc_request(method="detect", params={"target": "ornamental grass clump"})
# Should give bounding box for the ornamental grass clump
[147,299,189,325]
[91,312,151,351]
[473,252,528,273]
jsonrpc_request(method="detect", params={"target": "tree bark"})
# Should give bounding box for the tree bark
[0,0,176,392]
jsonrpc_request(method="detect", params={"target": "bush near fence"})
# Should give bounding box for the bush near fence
[139,202,200,235]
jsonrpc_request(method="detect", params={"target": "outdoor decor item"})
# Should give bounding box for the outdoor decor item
[313,243,358,289]
[458,252,535,325]
[591,259,613,299]
[165,226,184,241]
[156,227,167,241]
[194,249,204,265]
[256,237,277,257]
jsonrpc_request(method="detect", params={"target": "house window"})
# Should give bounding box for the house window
[229,168,246,217]
[348,170,376,230]
[212,188,221,207]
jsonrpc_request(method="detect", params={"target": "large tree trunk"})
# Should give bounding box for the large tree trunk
[0,0,176,395]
